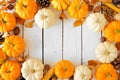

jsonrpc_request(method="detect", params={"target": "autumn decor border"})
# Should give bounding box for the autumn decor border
[0,0,120,80]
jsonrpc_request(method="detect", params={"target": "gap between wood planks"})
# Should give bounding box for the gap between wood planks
[41,19,83,65]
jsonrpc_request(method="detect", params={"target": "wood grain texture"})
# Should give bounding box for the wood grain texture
[44,9,62,66]
[24,23,42,59]
[82,22,101,64]
[63,18,82,66]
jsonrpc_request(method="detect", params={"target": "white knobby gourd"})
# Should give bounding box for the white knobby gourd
[21,58,44,80]
[74,65,92,80]
[35,8,56,28]
[86,13,107,32]
[95,41,118,63]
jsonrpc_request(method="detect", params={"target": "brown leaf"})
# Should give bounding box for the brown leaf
[14,13,25,24]
[59,11,67,20]
[74,18,84,27]
[15,53,29,63]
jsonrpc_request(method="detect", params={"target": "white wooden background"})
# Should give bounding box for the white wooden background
[20,8,102,67]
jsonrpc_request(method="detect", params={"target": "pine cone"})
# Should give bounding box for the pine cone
[111,53,120,70]
[36,0,50,8]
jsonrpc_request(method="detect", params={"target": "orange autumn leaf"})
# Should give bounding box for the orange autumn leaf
[74,18,85,27]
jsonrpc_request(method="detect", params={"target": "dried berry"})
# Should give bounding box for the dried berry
[7,0,16,3]
[93,6,101,12]
[7,4,14,10]
[115,42,120,51]
[0,38,5,45]
[44,64,50,70]
[100,36,106,42]
[88,5,94,11]
[18,76,25,80]
[69,76,74,80]
[37,0,50,8]
[13,27,20,35]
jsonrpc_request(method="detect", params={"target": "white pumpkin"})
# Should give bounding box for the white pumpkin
[95,41,118,63]
[114,13,120,21]
[86,13,107,32]
[21,58,44,80]
[74,65,92,80]
[35,8,56,28]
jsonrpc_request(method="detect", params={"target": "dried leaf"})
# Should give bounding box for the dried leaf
[88,60,100,70]
[59,11,67,20]
[88,60,100,66]
[24,19,34,28]
[15,53,29,63]
[14,13,25,24]
[74,18,84,27]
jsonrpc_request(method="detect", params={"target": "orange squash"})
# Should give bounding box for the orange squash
[0,60,21,80]
[15,0,38,20]
[104,21,120,42]
[0,12,16,32]
[95,63,117,80]
[0,48,6,65]
[55,60,74,79]
[51,0,70,10]
[68,0,88,19]
[2,35,25,57]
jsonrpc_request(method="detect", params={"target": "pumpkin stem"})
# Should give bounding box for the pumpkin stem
[78,0,84,9]
[6,70,11,73]
[22,4,27,8]
[8,42,14,47]
[31,69,35,73]
[64,68,67,72]
[106,73,112,77]
[2,18,6,23]
[115,29,120,33]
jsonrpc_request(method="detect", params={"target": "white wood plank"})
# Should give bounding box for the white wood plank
[63,12,82,66]
[24,23,42,59]
[82,22,101,64]
[44,10,62,66]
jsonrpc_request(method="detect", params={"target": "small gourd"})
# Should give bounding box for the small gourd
[35,8,56,28]
[55,60,75,79]
[95,63,117,80]
[74,65,92,80]
[21,58,44,80]
[95,41,118,63]
[86,13,107,32]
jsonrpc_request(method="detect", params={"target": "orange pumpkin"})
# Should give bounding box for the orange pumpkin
[68,0,88,19]
[104,21,120,42]
[95,63,117,80]
[51,0,70,10]
[2,35,25,57]
[0,12,16,32]
[0,48,6,65]
[55,60,74,79]
[15,0,38,20]
[0,60,21,80]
